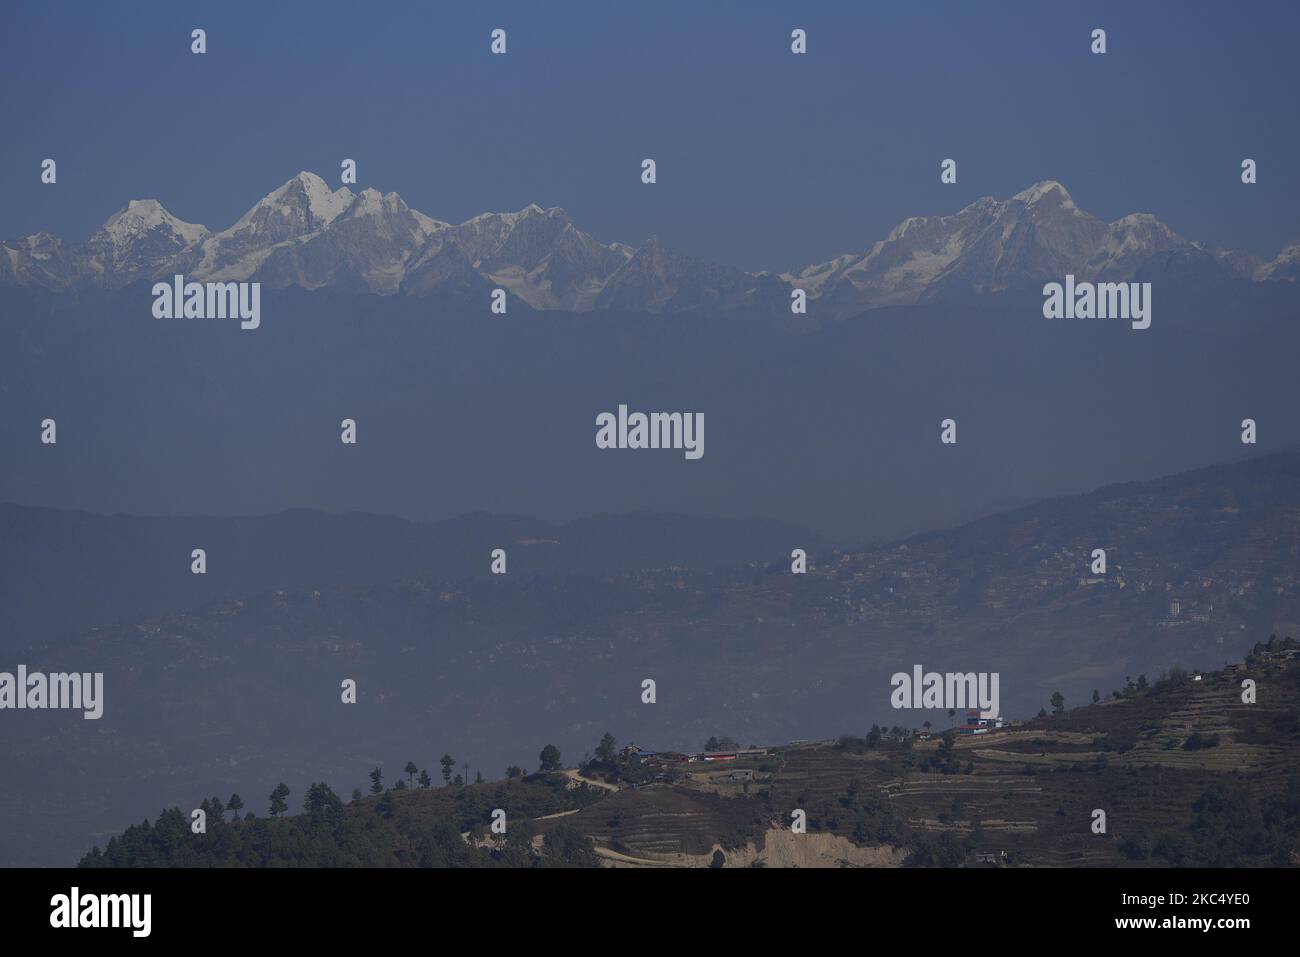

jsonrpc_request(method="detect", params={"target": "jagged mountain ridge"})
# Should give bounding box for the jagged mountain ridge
[2,172,1295,315]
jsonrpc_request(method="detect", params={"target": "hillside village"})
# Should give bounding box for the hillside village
[542,639,1300,867]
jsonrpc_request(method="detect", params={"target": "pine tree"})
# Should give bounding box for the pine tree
[418,769,432,788]
[305,782,342,814]
[369,767,384,794]
[269,783,289,817]
[404,761,418,786]
[440,754,455,785]
[227,793,243,821]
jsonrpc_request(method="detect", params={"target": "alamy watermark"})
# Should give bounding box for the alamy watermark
[1043,275,1151,330]
[890,665,1000,719]
[595,404,704,460]
[0,665,103,719]
[152,274,261,330]
[50,887,150,937]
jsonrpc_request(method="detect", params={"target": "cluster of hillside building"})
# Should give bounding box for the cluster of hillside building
[618,742,770,764]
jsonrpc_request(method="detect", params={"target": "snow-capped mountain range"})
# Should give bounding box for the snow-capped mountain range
[2,172,1295,316]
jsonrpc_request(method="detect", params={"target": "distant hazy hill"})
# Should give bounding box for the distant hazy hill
[3,450,1298,866]
[0,505,818,651]
[5,274,1300,541]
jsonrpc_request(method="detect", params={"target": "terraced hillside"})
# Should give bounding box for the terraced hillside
[76,641,1300,868]
[542,641,1300,867]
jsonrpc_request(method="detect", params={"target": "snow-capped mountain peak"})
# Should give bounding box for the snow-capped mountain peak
[92,199,209,246]
[1011,179,1076,209]
[228,171,354,234]
[1,174,1293,311]
[175,172,356,280]
[81,199,210,281]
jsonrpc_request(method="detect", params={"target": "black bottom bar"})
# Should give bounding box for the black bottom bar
[1,866,1282,943]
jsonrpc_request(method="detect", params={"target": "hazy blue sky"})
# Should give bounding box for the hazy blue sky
[2,0,1297,271]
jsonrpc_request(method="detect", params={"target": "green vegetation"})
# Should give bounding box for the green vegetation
[79,774,603,868]
[1120,778,1300,866]
[538,744,562,772]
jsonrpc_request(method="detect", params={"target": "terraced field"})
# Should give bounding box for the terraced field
[558,787,767,858]
[537,647,1300,867]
